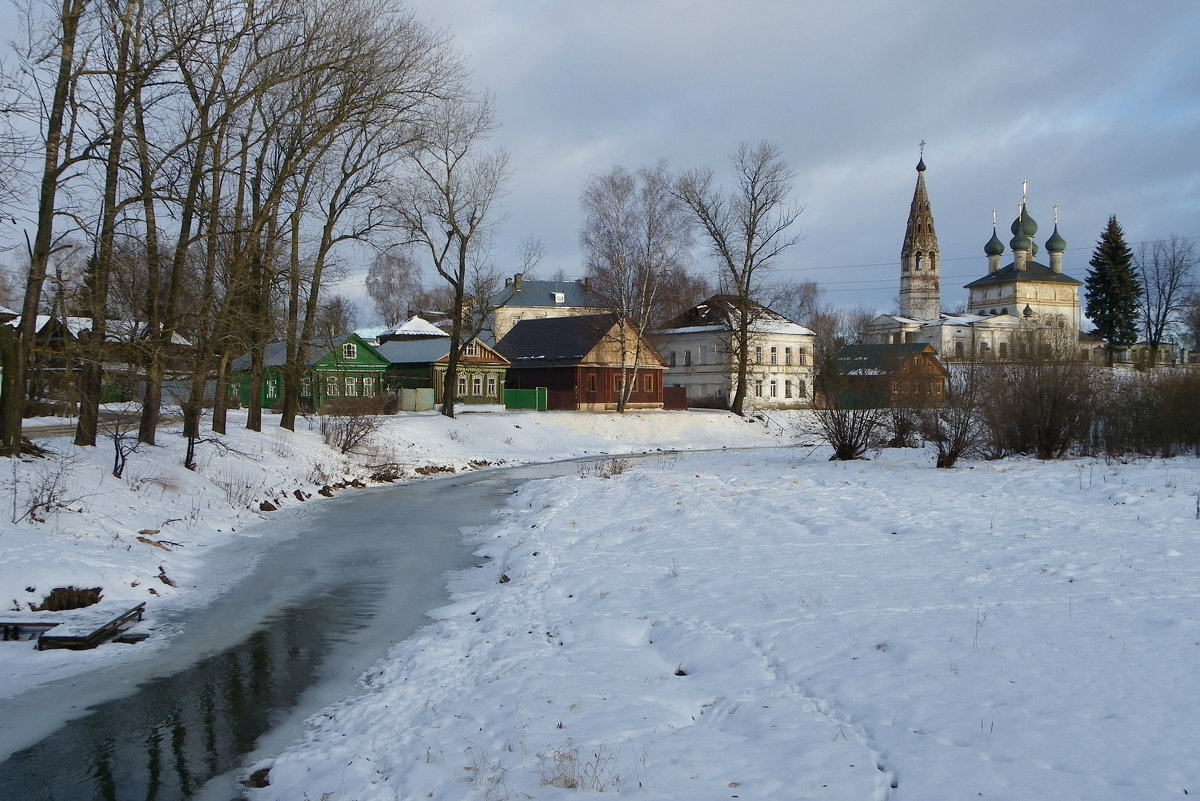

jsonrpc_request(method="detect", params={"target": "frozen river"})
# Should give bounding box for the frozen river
[0,460,579,801]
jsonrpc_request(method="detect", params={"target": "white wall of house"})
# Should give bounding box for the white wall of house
[653,325,815,409]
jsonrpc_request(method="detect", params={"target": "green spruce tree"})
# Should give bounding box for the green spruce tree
[1084,216,1142,366]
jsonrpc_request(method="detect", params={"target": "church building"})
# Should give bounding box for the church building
[868,156,1085,361]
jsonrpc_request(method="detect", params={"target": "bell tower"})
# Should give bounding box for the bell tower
[899,143,941,321]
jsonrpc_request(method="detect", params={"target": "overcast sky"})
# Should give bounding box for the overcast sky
[392,0,1200,317]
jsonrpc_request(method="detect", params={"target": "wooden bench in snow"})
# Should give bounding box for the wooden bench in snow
[0,615,59,642]
[0,602,146,650]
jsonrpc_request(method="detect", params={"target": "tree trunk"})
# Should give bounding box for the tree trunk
[4,0,88,456]
[212,354,231,435]
[138,357,163,443]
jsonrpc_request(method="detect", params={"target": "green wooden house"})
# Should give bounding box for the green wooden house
[231,333,390,412]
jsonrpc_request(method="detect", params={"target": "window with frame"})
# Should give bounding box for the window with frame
[785,347,793,366]
[797,380,806,398]
[770,346,778,365]
[472,376,483,396]
[798,348,808,365]
[755,346,763,365]
[769,379,777,398]
[326,377,338,398]
[342,342,357,360]
[683,350,692,366]
[668,351,676,367]
[613,374,623,392]
[784,380,793,398]
[643,373,654,393]
[345,376,357,396]
[301,378,312,397]
[586,373,597,392]
[457,375,467,396]
[486,375,497,397]
[266,379,278,399]
[464,342,479,357]
[754,380,763,397]
[363,376,375,397]
[699,346,708,365]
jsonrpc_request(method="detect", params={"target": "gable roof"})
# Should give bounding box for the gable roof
[659,295,814,336]
[373,338,452,365]
[230,333,380,371]
[964,261,1083,288]
[374,337,508,366]
[495,313,619,368]
[832,343,947,377]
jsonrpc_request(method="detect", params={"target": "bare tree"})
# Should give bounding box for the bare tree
[919,360,985,468]
[392,94,508,419]
[1138,235,1196,365]
[978,329,1094,459]
[1183,291,1200,353]
[2,0,92,456]
[580,161,690,411]
[314,294,359,337]
[806,302,875,365]
[812,356,885,461]
[675,141,802,415]
[770,278,823,325]
[366,249,423,326]
[654,265,711,328]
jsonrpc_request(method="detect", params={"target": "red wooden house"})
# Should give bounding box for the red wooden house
[495,313,666,411]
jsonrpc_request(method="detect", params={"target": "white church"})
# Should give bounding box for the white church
[867,156,1086,361]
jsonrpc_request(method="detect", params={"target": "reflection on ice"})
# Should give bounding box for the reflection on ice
[0,461,580,801]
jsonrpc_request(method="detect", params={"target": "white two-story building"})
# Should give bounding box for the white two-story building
[653,295,816,410]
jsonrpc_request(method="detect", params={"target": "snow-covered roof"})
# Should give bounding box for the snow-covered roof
[390,315,450,338]
[660,295,813,336]
[7,315,190,345]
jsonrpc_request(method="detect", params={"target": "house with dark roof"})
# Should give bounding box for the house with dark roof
[495,313,666,411]
[488,273,609,341]
[817,343,948,409]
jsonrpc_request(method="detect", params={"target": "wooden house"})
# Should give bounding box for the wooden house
[495,313,666,411]
[7,315,193,405]
[230,333,389,412]
[818,343,949,409]
[373,336,509,407]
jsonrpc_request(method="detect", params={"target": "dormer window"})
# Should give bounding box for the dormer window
[552,292,566,304]
[342,342,357,359]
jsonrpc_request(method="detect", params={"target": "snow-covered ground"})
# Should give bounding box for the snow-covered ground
[0,407,789,700]
[4,407,1200,800]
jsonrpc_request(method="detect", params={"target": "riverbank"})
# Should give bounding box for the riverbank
[0,408,796,700]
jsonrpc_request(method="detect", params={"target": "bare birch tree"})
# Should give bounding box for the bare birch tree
[581,161,690,411]
[366,249,423,327]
